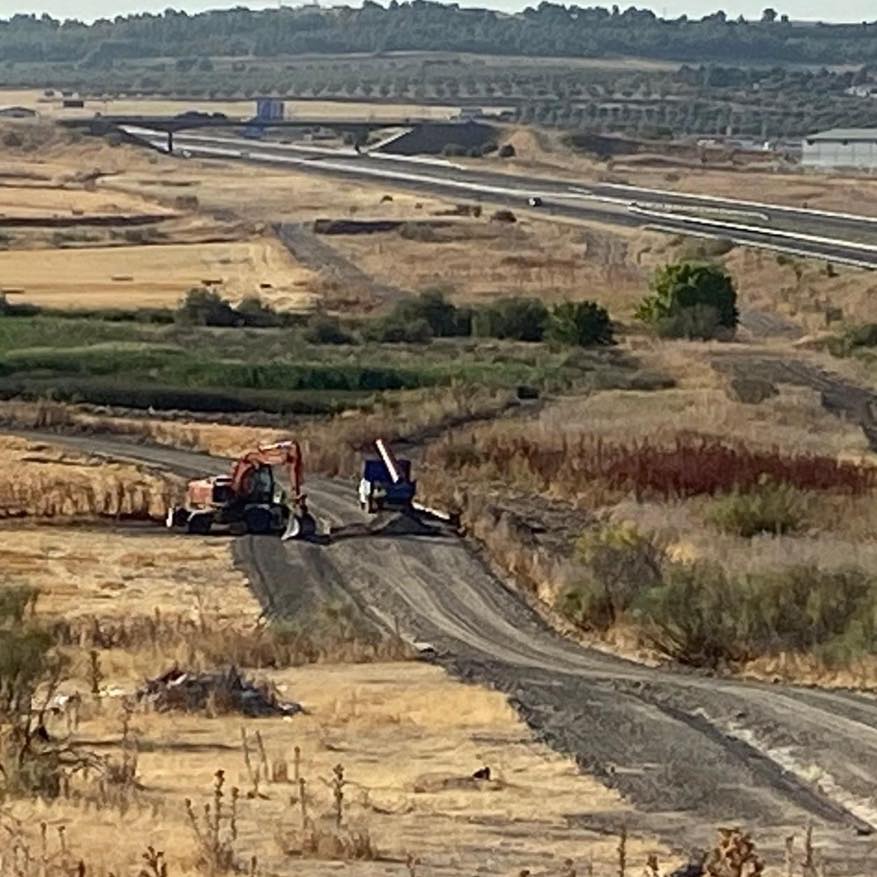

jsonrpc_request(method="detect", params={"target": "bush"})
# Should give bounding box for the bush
[636,561,749,667]
[0,584,69,798]
[548,300,613,347]
[304,314,355,345]
[826,322,877,357]
[490,209,517,223]
[234,296,282,328]
[637,261,738,339]
[473,297,548,342]
[654,303,728,341]
[498,143,516,158]
[363,316,432,344]
[561,524,663,629]
[391,289,470,338]
[176,288,239,327]
[704,480,809,537]
[637,562,877,668]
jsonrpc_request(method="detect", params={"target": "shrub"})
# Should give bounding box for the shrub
[304,314,355,345]
[490,209,517,223]
[636,561,745,667]
[637,562,877,668]
[234,296,283,328]
[548,300,614,347]
[637,261,738,338]
[0,584,69,798]
[826,322,877,357]
[390,289,470,338]
[654,303,728,341]
[176,288,239,327]
[473,297,548,342]
[705,480,809,537]
[363,316,432,344]
[498,143,516,158]
[561,524,663,629]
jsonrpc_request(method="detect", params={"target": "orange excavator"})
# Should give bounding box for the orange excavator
[166,440,316,540]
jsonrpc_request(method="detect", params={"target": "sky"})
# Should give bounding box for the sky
[0,0,873,23]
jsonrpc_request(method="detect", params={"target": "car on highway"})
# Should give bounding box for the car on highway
[528,196,543,207]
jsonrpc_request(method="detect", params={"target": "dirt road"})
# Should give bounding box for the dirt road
[19,433,877,871]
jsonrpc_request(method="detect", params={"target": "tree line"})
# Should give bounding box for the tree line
[3,3,877,66]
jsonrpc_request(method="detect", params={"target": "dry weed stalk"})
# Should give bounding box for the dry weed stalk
[0,816,81,877]
[239,728,267,800]
[139,847,167,877]
[280,763,376,861]
[185,770,240,875]
[98,702,141,813]
[705,828,764,877]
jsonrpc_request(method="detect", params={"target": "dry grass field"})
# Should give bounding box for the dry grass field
[105,158,452,225]
[0,184,174,222]
[0,236,318,310]
[330,217,650,311]
[0,435,182,520]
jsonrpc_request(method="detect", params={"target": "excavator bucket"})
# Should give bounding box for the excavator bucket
[281,496,316,541]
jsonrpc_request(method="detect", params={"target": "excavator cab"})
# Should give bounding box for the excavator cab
[238,464,276,505]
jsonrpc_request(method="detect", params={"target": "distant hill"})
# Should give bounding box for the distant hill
[2,3,876,66]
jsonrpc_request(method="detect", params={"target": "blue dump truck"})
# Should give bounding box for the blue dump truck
[359,439,417,513]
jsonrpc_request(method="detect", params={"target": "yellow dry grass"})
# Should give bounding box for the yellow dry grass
[0,435,183,520]
[331,217,648,310]
[0,236,318,310]
[2,660,664,876]
[0,184,174,222]
[109,160,453,226]
[0,523,254,627]
[540,382,873,459]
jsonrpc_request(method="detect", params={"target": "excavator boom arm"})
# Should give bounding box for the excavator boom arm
[229,440,304,498]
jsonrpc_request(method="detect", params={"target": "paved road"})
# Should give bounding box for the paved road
[125,127,877,269]
[21,430,877,871]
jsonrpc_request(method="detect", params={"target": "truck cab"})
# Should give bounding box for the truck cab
[359,457,416,513]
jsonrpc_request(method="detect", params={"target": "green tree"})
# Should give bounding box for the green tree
[636,261,738,339]
[548,300,613,347]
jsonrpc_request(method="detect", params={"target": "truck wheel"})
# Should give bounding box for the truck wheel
[187,513,212,535]
[245,506,272,535]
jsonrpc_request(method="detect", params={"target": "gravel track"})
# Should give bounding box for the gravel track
[20,431,877,870]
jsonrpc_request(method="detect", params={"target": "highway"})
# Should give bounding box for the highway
[124,126,877,269]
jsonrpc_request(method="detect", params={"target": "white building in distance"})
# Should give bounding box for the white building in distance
[802,128,877,170]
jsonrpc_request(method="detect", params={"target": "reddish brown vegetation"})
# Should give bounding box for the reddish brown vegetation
[429,431,877,502]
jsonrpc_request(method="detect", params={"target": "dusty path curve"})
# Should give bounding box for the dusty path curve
[19,432,877,870]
